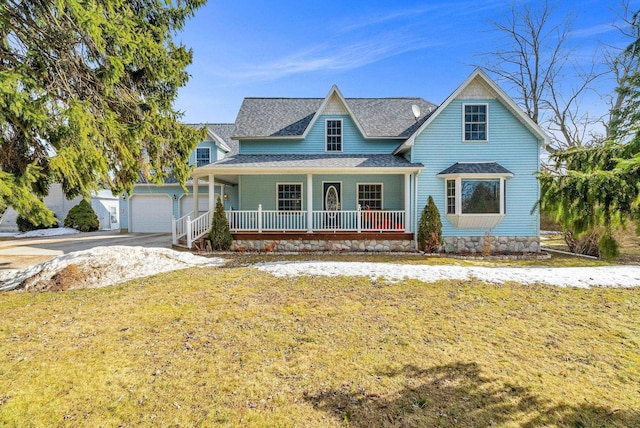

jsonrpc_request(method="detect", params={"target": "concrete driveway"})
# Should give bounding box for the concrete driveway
[0,231,173,269]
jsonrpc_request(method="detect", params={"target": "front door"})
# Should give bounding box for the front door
[323,182,341,211]
[323,182,341,228]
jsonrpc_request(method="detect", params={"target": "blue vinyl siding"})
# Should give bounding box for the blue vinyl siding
[188,141,218,166]
[412,98,540,237]
[239,174,404,211]
[240,115,401,155]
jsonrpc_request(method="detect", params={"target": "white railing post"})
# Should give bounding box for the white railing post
[171,217,177,245]
[357,205,362,233]
[258,204,263,233]
[186,216,192,248]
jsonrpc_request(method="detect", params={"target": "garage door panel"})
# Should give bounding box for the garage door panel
[131,195,172,233]
[180,194,219,217]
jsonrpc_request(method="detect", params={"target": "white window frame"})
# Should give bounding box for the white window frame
[325,118,343,152]
[462,103,488,142]
[276,182,303,211]
[357,183,384,210]
[196,147,211,167]
[443,175,507,229]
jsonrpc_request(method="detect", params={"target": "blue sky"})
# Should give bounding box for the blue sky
[175,0,638,124]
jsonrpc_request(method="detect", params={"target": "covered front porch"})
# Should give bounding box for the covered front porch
[172,154,424,249]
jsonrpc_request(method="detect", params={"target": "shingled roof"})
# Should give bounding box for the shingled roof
[233,96,437,139]
[193,154,423,174]
[437,162,514,176]
[206,123,239,155]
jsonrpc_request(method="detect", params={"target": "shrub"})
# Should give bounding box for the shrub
[17,214,59,232]
[208,197,232,250]
[417,195,443,252]
[64,200,99,232]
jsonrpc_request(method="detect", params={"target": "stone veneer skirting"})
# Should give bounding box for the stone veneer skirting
[231,239,414,252]
[227,234,540,253]
[443,236,540,253]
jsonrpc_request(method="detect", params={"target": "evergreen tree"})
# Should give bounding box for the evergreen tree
[417,196,443,252]
[64,200,99,232]
[537,13,640,260]
[0,0,206,226]
[208,197,232,251]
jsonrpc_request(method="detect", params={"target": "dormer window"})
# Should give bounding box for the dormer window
[463,104,487,142]
[326,119,342,152]
[196,147,211,167]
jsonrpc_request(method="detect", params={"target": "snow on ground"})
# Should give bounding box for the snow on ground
[254,261,640,288]
[0,246,225,291]
[0,227,80,238]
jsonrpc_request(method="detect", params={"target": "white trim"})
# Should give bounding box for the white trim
[325,118,344,153]
[462,103,488,142]
[322,181,343,210]
[193,165,424,178]
[442,176,508,229]
[276,182,303,211]
[393,67,551,154]
[196,146,211,167]
[302,85,369,140]
[356,182,384,210]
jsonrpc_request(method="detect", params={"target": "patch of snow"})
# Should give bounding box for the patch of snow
[14,227,80,238]
[0,246,225,291]
[254,261,640,288]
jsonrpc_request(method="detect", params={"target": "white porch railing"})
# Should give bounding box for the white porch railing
[174,206,407,248]
[172,210,211,248]
[171,211,192,245]
[227,205,405,233]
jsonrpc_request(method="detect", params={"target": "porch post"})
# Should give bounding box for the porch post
[306,173,313,233]
[220,184,225,210]
[208,174,215,213]
[404,173,411,233]
[193,177,199,216]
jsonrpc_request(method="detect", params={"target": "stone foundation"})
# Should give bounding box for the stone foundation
[231,238,414,252]
[443,236,540,254]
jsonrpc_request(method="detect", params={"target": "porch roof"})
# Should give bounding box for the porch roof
[193,154,424,178]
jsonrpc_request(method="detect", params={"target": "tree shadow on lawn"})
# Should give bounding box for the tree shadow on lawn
[304,362,638,427]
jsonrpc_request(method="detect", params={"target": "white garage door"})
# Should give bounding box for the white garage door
[130,195,173,233]
[180,194,219,217]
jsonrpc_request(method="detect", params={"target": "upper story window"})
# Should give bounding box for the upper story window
[463,104,487,142]
[326,119,342,152]
[196,147,211,167]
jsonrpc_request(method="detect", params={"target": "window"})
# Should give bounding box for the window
[358,183,382,210]
[446,180,456,214]
[461,179,500,214]
[277,183,302,211]
[464,104,487,141]
[326,119,342,152]
[443,177,507,228]
[196,147,211,167]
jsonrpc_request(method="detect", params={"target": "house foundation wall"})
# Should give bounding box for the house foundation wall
[443,236,540,253]
[231,238,415,252]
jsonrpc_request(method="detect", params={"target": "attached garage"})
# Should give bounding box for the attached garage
[180,194,219,217]
[130,195,173,232]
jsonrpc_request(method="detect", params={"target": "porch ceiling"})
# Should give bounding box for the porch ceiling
[192,154,424,179]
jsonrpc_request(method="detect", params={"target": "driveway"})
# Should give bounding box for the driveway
[0,231,172,269]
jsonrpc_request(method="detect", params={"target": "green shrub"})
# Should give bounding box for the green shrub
[417,195,443,252]
[64,200,99,232]
[208,197,232,250]
[16,214,59,232]
[598,233,619,261]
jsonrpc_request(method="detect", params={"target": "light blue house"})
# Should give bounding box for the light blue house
[120,124,238,233]
[176,68,547,252]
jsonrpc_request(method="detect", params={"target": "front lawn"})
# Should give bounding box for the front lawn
[0,266,638,427]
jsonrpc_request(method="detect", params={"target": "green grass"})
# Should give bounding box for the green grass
[1,266,639,427]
